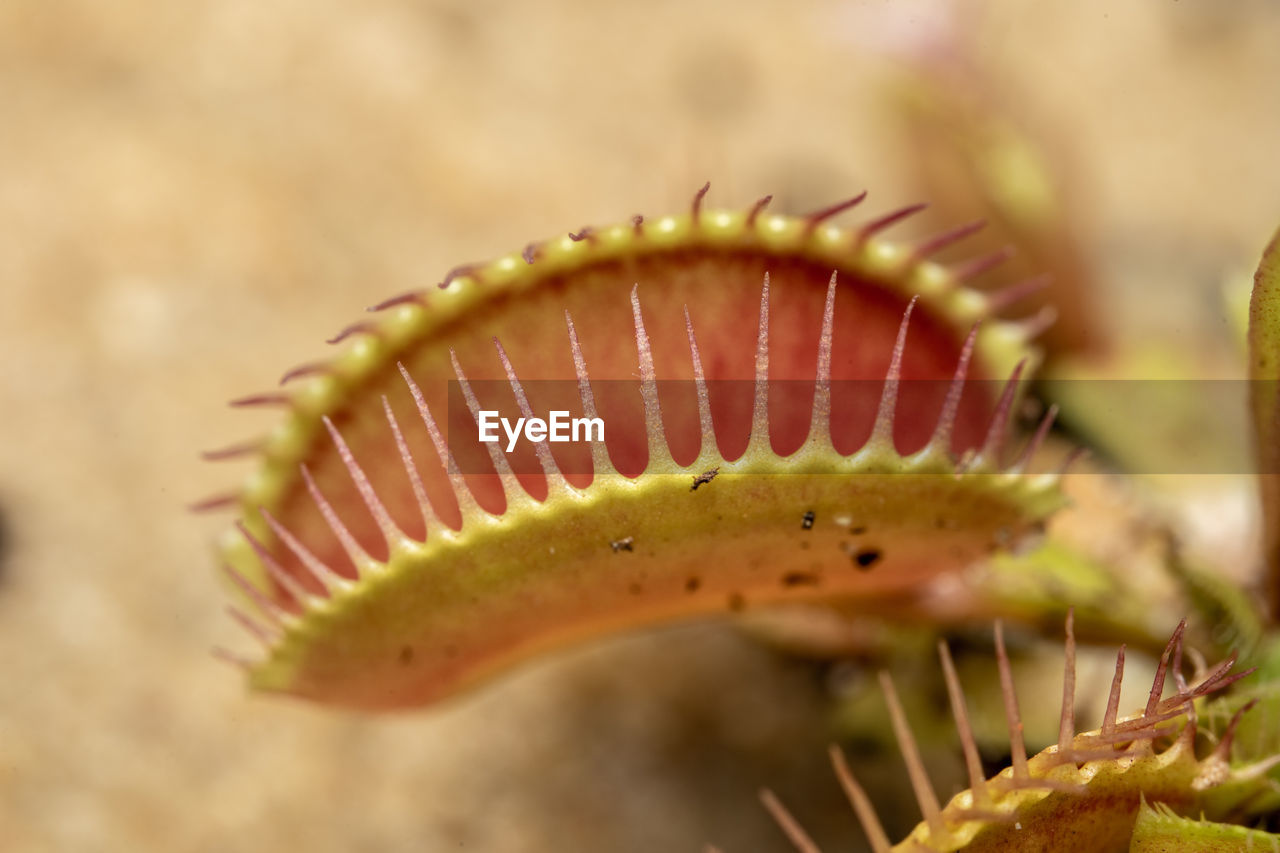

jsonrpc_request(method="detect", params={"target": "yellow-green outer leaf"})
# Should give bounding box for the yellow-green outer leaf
[1248,226,1280,617]
[1130,801,1280,852]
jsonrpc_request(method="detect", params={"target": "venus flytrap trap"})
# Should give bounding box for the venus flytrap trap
[759,614,1280,853]
[200,187,1064,709]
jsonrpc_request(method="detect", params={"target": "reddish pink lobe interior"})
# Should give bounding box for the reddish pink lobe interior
[257,250,1001,597]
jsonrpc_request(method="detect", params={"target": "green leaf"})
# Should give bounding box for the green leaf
[1248,226,1280,617]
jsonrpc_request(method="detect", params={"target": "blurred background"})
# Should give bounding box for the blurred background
[1,1,1279,850]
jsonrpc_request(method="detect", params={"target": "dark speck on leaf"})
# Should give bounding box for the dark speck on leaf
[801,510,815,530]
[854,549,882,570]
[628,582,643,595]
[691,467,720,491]
[685,576,702,593]
[610,536,634,553]
[782,571,819,587]
[399,646,414,665]
[850,525,867,535]
[727,592,745,612]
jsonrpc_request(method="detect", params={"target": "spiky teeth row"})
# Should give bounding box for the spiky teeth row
[762,615,1269,853]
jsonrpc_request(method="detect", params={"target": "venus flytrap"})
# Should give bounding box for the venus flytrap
[762,616,1277,853]
[200,187,1060,708]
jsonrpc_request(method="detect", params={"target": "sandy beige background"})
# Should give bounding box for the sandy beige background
[2,2,1278,851]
